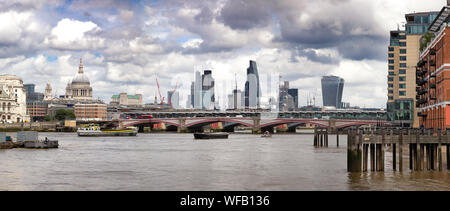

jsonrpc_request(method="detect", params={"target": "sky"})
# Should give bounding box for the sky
[0,0,446,109]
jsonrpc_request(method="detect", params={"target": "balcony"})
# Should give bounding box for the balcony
[417,78,427,86]
[430,49,436,55]
[417,88,428,95]
[430,84,436,89]
[417,98,427,105]
[418,112,427,117]
[430,60,436,67]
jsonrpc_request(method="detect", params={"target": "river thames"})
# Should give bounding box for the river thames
[0,132,449,191]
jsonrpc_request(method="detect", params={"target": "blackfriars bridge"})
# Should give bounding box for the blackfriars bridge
[117,110,387,133]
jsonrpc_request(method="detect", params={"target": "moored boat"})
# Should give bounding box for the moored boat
[194,132,229,139]
[77,124,138,137]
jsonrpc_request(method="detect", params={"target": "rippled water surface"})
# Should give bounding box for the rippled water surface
[0,133,449,191]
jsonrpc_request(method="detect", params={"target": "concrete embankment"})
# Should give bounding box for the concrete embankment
[0,122,76,132]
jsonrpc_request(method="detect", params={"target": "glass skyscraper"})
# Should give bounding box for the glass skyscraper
[321,76,344,108]
[245,60,261,108]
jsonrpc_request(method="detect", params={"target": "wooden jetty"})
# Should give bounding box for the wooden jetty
[346,129,450,172]
[314,127,341,147]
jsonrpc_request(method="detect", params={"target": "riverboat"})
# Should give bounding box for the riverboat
[77,124,138,137]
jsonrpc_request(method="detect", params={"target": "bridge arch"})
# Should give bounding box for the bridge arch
[185,118,254,129]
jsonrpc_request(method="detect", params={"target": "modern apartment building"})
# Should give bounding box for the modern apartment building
[387,11,438,128]
[417,4,450,129]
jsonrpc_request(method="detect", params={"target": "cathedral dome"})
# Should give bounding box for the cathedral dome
[72,73,90,84]
[71,58,90,84]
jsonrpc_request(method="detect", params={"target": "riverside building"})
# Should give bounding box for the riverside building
[387,11,438,128]
[0,75,30,123]
[416,3,450,129]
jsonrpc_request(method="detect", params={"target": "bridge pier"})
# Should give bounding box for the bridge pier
[347,130,362,172]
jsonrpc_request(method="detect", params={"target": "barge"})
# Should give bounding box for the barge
[77,124,138,137]
[194,132,229,139]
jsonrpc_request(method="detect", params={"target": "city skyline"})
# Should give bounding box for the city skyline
[0,0,446,109]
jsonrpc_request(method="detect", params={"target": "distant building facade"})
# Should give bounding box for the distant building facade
[24,83,47,122]
[167,91,180,109]
[191,70,215,110]
[0,75,30,123]
[279,81,298,111]
[110,93,143,107]
[75,103,107,121]
[228,89,244,109]
[321,76,344,109]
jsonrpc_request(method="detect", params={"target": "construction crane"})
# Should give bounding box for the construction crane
[155,77,164,108]
[169,81,179,109]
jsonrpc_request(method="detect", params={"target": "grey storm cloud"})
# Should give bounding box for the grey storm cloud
[218,0,273,30]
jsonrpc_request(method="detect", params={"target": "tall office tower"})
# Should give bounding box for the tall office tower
[245,60,261,109]
[417,4,450,129]
[202,70,215,110]
[228,89,244,109]
[194,71,202,109]
[168,91,179,109]
[387,11,438,128]
[321,76,344,108]
[190,82,195,108]
[288,88,298,109]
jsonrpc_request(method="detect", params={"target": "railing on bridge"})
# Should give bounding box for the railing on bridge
[119,111,387,121]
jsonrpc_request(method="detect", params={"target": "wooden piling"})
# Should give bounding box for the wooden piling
[393,143,396,171]
[347,131,362,172]
[447,144,450,170]
[398,130,403,171]
[336,131,339,147]
[420,144,424,171]
[438,145,443,171]
[363,144,368,172]
[370,143,375,172]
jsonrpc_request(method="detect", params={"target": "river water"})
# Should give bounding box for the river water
[0,132,449,191]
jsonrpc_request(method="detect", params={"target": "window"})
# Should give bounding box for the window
[400,63,407,67]
[388,77,394,82]
[399,91,406,96]
[389,72,395,76]
[399,77,406,81]
[399,42,406,46]
[388,90,394,94]
[389,66,394,70]
[399,69,406,74]
[388,83,394,88]
[389,96,394,100]
[388,47,394,51]
[399,84,406,88]
[400,56,407,61]
[400,49,407,54]
[389,53,394,58]
[389,60,395,64]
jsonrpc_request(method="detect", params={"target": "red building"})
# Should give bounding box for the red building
[417,6,450,129]
[75,103,107,121]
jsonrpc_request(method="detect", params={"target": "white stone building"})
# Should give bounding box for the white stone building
[110,93,143,107]
[0,75,30,123]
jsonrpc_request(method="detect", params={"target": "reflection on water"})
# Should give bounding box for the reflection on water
[0,133,449,191]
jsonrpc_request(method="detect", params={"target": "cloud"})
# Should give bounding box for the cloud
[218,0,272,30]
[44,18,105,50]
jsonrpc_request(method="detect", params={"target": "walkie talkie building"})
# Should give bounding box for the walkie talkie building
[321,76,345,108]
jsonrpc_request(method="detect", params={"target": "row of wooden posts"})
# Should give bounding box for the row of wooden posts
[346,129,450,172]
[313,128,339,147]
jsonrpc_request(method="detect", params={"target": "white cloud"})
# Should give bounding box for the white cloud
[44,18,105,50]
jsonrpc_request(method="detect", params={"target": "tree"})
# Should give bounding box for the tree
[55,109,75,121]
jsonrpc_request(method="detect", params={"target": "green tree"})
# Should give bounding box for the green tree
[55,109,75,121]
